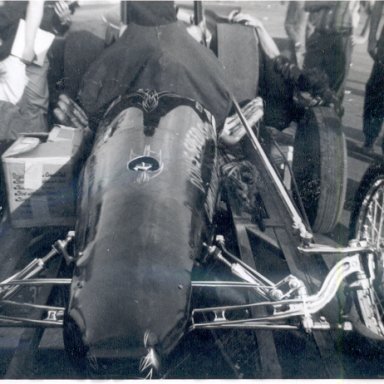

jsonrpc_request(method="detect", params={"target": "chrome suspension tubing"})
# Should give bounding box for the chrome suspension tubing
[191,254,363,331]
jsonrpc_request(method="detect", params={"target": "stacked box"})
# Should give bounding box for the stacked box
[2,125,83,228]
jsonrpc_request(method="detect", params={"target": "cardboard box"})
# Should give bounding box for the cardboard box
[2,125,84,228]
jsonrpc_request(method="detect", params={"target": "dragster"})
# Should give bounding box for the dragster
[0,2,382,379]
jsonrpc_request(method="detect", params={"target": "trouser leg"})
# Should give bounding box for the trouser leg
[17,58,50,131]
[363,116,382,147]
[362,60,384,146]
[330,35,352,107]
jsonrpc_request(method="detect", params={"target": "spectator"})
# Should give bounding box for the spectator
[362,1,384,152]
[303,1,361,116]
[284,1,308,68]
[0,1,74,141]
[223,11,337,127]
[0,1,45,105]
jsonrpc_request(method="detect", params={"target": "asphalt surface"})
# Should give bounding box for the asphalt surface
[0,1,383,380]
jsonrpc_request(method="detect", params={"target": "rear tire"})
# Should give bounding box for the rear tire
[292,106,347,233]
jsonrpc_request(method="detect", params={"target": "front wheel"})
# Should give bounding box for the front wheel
[348,162,384,342]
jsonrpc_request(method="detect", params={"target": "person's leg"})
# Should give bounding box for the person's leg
[17,58,50,133]
[363,117,382,149]
[47,37,66,126]
[22,60,50,112]
[362,60,384,148]
[323,34,352,109]
[0,57,50,141]
[295,42,306,69]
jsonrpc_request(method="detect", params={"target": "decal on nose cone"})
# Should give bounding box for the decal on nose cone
[127,145,163,184]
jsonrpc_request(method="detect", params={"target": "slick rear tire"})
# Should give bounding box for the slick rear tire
[292,106,347,234]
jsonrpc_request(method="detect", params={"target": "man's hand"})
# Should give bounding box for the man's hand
[54,0,71,26]
[54,93,89,129]
[229,11,263,29]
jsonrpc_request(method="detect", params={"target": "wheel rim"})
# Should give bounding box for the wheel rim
[355,177,384,337]
[356,177,384,257]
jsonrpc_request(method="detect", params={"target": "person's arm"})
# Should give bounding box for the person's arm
[368,1,384,59]
[21,0,45,64]
[285,2,303,43]
[230,12,280,58]
[350,0,368,46]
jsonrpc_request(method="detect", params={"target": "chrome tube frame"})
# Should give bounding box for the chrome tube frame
[191,246,364,331]
[0,232,74,328]
[0,231,74,301]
